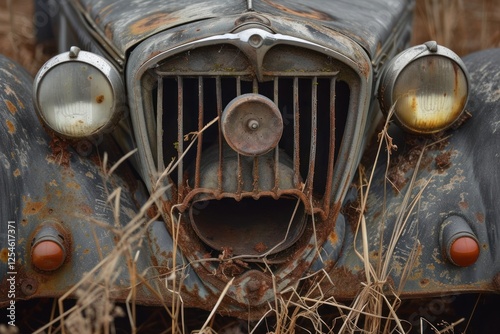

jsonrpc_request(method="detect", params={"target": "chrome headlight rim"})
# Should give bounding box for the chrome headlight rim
[378,41,470,134]
[33,46,125,139]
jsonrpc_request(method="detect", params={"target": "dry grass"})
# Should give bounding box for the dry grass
[25,107,433,334]
[411,0,500,56]
[0,0,52,75]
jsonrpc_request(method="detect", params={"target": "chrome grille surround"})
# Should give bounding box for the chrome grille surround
[134,28,370,220]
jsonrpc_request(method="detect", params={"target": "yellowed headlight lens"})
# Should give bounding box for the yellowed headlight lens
[34,48,125,139]
[393,56,468,133]
[38,63,114,137]
[378,43,470,134]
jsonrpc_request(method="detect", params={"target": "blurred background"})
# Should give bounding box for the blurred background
[1,0,499,76]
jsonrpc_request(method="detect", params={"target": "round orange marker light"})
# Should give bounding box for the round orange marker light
[449,236,480,267]
[31,240,66,271]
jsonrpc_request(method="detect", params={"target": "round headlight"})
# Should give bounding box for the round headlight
[378,42,469,134]
[34,46,125,138]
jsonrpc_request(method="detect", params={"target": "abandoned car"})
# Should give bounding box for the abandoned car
[1,0,500,323]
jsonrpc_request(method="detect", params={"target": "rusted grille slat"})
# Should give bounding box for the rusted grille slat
[177,76,184,202]
[216,76,223,193]
[293,77,300,188]
[306,77,318,195]
[236,76,241,95]
[273,77,280,194]
[236,76,244,196]
[156,77,164,172]
[323,77,337,209]
[194,76,204,189]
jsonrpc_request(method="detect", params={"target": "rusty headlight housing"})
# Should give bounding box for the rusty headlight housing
[34,47,125,138]
[378,41,469,134]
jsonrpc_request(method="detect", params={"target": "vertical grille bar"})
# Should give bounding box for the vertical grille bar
[293,77,300,189]
[273,78,280,193]
[323,77,337,208]
[236,76,243,195]
[216,76,223,193]
[236,76,241,95]
[177,76,184,201]
[306,77,318,195]
[252,77,259,194]
[194,76,204,189]
[156,77,164,172]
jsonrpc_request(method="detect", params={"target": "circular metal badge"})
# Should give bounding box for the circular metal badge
[221,93,283,156]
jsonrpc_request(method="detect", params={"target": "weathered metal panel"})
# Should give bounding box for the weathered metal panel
[327,48,500,299]
[0,55,155,304]
[73,0,413,58]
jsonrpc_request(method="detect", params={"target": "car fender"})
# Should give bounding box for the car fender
[0,55,154,303]
[327,48,500,298]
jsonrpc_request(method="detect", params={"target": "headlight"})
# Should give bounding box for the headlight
[378,41,469,134]
[34,46,125,138]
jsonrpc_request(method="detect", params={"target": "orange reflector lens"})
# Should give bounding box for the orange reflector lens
[449,236,479,267]
[31,240,65,271]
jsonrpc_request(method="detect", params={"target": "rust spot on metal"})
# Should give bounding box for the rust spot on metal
[387,134,443,192]
[253,242,267,253]
[328,231,338,244]
[451,110,472,130]
[0,248,8,262]
[147,203,159,219]
[5,119,15,134]
[22,200,45,215]
[66,182,81,190]
[420,278,430,287]
[342,194,362,232]
[327,266,362,298]
[96,95,105,103]
[47,136,71,167]
[130,13,178,35]
[262,0,332,20]
[476,212,485,223]
[13,168,20,177]
[4,99,17,114]
[435,150,452,171]
[459,201,469,209]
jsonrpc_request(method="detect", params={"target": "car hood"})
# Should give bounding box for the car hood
[74,0,413,59]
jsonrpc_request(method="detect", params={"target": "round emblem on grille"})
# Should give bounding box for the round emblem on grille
[221,93,283,156]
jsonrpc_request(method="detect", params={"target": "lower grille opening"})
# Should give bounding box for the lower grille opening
[188,196,307,257]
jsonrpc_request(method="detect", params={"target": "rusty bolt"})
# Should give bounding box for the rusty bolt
[21,278,38,296]
[247,279,262,293]
[247,119,260,131]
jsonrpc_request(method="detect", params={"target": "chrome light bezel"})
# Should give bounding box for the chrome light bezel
[378,41,470,134]
[33,46,125,138]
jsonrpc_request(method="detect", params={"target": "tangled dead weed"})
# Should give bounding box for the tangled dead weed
[24,105,471,334]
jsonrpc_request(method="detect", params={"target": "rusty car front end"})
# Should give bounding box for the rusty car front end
[1,0,500,323]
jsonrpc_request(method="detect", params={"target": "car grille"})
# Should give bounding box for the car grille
[143,43,352,221]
